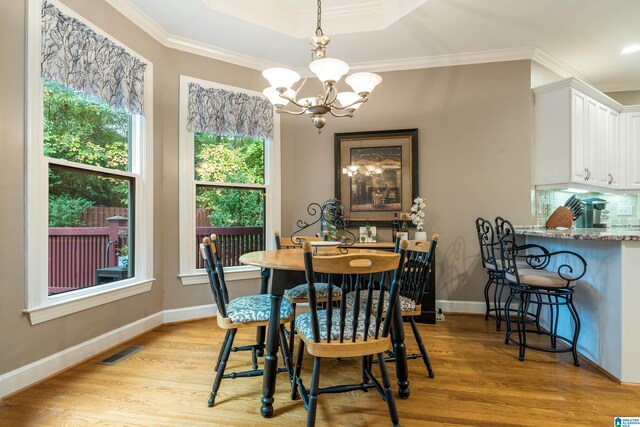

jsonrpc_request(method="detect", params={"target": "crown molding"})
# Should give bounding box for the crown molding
[345,47,538,74]
[105,0,168,44]
[530,48,591,85]
[164,35,283,71]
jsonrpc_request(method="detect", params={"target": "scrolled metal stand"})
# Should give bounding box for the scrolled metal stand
[291,199,356,248]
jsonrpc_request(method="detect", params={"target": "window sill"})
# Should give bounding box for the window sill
[179,266,261,286]
[25,279,155,325]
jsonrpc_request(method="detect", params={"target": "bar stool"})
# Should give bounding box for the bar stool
[495,218,586,366]
[475,218,548,331]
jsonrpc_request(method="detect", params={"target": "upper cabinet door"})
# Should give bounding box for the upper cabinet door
[571,90,589,182]
[626,112,640,188]
[607,110,621,188]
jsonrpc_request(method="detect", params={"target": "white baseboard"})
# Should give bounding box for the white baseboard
[163,304,217,323]
[436,299,487,314]
[0,305,217,399]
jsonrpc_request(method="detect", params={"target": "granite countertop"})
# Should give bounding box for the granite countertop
[514,225,640,241]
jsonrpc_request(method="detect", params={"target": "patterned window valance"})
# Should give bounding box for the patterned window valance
[187,83,273,140]
[41,0,147,115]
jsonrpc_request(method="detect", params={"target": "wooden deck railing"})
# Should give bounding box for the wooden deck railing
[196,227,264,268]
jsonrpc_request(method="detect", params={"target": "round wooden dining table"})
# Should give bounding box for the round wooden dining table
[239,248,411,418]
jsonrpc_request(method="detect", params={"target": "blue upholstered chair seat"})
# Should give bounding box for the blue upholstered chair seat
[295,310,380,341]
[346,290,417,313]
[226,294,294,323]
[284,282,341,300]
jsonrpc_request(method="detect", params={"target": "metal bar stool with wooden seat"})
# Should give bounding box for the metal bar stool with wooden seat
[495,218,586,366]
[274,231,342,357]
[292,241,408,427]
[346,235,439,378]
[201,235,294,408]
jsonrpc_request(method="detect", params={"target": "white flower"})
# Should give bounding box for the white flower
[409,196,426,231]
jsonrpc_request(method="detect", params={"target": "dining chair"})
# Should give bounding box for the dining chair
[292,241,407,427]
[274,231,342,357]
[346,236,439,378]
[201,235,294,408]
[496,218,586,365]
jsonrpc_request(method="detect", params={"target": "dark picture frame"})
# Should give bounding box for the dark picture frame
[334,129,419,227]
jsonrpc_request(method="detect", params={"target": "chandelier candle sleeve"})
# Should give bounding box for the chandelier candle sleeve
[261,0,381,132]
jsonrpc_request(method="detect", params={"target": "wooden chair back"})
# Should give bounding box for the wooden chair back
[302,241,407,344]
[274,230,299,249]
[399,235,438,303]
[200,234,230,318]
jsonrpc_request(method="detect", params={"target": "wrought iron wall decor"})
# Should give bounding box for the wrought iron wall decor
[291,199,356,245]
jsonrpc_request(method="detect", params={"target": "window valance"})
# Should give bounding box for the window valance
[187,83,273,140]
[41,0,147,115]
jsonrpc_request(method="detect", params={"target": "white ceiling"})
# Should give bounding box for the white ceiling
[108,0,640,92]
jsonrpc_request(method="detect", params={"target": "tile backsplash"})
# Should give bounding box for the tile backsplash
[535,190,640,226]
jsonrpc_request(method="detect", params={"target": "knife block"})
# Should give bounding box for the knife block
[545,206,573,229]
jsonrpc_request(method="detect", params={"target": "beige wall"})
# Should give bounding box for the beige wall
[0,0,263,376]
[606,90,640,106]
[281,61,535,302]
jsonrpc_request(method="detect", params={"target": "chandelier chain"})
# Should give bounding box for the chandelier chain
[316,0,323,35]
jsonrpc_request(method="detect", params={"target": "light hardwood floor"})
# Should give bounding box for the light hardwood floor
[1,314,639,426]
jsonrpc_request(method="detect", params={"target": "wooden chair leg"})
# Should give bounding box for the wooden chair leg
[289,304,297,357]
[279,325,294,384]
[377,352,400,427]
[409,317,434,378]
[208,329,236,407]
[214,330,230,372]
[291,338,305,400]
[307,356,321,427]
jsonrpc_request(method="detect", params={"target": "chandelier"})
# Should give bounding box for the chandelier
[342,163,383,177]
[261,0,382,132]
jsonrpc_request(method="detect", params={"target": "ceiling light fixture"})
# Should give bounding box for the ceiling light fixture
[262,0,381,133]
[620,44,640,55]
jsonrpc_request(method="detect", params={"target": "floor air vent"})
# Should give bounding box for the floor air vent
[97,345,143,365]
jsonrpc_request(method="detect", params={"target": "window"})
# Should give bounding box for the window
[26,0,154,324]
[179,76,280,285]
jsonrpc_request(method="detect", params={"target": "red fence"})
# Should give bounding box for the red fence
[79,207,129,227]
[196,227,264,268]
[48,225,128,294]
[48,226,264,294]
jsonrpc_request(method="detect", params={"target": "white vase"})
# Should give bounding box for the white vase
[414,231,427,241]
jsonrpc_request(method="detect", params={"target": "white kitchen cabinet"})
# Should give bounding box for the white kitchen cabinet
[625,110,640,188]
[534,77,624,189]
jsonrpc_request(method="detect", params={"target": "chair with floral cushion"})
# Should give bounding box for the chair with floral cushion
[346,235,439,378]
[201,234,294,408]
[292,241,408,427]
[274,231,342,357]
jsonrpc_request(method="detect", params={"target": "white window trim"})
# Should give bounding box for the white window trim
[25,0,155,325]
[178,75,281,286]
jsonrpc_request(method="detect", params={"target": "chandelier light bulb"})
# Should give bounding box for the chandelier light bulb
[262,68,301,91]
[336,92,363,110]
[346,72,382,96]
[262,87,294,107]
[309,58,349,84]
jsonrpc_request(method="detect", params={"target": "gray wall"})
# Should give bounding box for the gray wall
[281,61,535,302]
[0,0,536,378]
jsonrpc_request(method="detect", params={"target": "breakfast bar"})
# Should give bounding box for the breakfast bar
[514,226,640,383]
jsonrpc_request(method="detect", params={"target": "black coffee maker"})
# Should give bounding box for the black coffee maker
[576,198,608,228]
